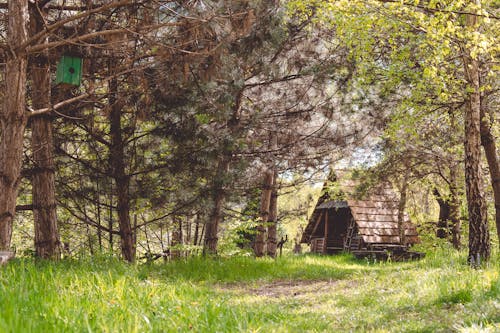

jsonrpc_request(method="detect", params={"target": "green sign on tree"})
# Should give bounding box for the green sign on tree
[56,55,82,86]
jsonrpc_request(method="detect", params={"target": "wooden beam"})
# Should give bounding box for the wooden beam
[310,210,324,239]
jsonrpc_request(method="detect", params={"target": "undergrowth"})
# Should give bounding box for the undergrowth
[0,248,498,332]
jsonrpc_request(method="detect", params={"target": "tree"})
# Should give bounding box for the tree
[289,0,497,262]
[462,2,490,261]
[0,0,29,251]
[1,0,199,260]
[29,3,60,259]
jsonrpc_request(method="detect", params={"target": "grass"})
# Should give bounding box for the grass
[0,248,498,332]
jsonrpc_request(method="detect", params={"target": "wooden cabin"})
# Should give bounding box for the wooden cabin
[301,173,422,260]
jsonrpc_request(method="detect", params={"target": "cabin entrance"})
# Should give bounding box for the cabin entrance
[308,206,354,254]
[325,207,352,253]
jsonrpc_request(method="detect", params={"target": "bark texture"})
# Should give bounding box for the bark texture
[203,89,243,255]
[463,6,490,263]
[266,132,278,258]
[30,7,60,259]
[109,75,135,262]
[266,175,278,257]
[193,214,200,246]
[434,188,451,239]
[0,0,29,250]
[480,108,500,248]
[449,165,461,249]
[203,157,229,255]
[171,217,183,259]
[254,168,273,257]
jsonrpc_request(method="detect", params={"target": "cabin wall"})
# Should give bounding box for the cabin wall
[348,234,364,251]
[310,238,324,253]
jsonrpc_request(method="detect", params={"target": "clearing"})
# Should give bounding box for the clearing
[0,248,498,332]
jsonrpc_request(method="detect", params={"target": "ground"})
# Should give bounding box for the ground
[0,248,498,332]
[220,279,343,298]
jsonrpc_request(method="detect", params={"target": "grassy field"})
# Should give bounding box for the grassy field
[0,248,498,332]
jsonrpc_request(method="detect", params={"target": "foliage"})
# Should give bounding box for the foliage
[278,177,322,248]
[1,0,498,263]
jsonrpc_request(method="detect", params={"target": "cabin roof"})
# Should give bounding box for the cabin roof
[316,200,349,209]
[301,171,420,245]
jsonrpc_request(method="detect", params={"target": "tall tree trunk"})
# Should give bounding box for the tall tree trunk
[29,7,60,259]
[109,75,135,262]
[171,217,182,259]
[96,177,103,252]
[480,108,500,248]
[108,183,114,252]
[254,168,273,257]
[0,0,29,251]
[433,188,451,239]
[185,215,191,245]
[397,171,409,246]
[266,183,278,257]
[193,213,200,246]
[266,132,278,258]
[203,157,229,255]
[203,89,243,255]
[198,223,205,247]
[449,164,461,249]
[86,220,94,256]
[462,5,490,263]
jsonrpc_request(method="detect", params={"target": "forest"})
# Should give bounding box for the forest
[0,0,498,332]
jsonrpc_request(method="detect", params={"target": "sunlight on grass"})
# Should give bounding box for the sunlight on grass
[0,249,498,332]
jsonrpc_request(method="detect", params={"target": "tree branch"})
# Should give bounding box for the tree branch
[380,0,499,20]
[15,204,33,211]
[27,92,92,118]
[20,0,136,49]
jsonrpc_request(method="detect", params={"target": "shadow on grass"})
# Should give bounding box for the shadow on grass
[1,251,497,332]
[139,252,425,284]
[2,252,427,286]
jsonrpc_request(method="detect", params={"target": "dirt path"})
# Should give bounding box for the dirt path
[218,279,355,298]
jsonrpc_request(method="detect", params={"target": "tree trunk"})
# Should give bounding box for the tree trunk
[449,164,461,249]
[96,177,103,252]
[480,108,500,248]
[266,132,278,258]
[29,7,60,259]
[254,168,273,257]
[433,188,451,239]
[202,89,243,255]
[198,223,205,247]
[0,0,29,251]
[171,217,182,259]
[203,157,229,255]
[109,75,135,262]
[462,6,490,263]
[108,183,114,252]
[266,174,278,257]
[185,215,191,245]
[193,213,200,246]
[86,218,94,256]
[397,171,409,246]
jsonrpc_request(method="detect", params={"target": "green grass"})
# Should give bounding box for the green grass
[0,249,498,332]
